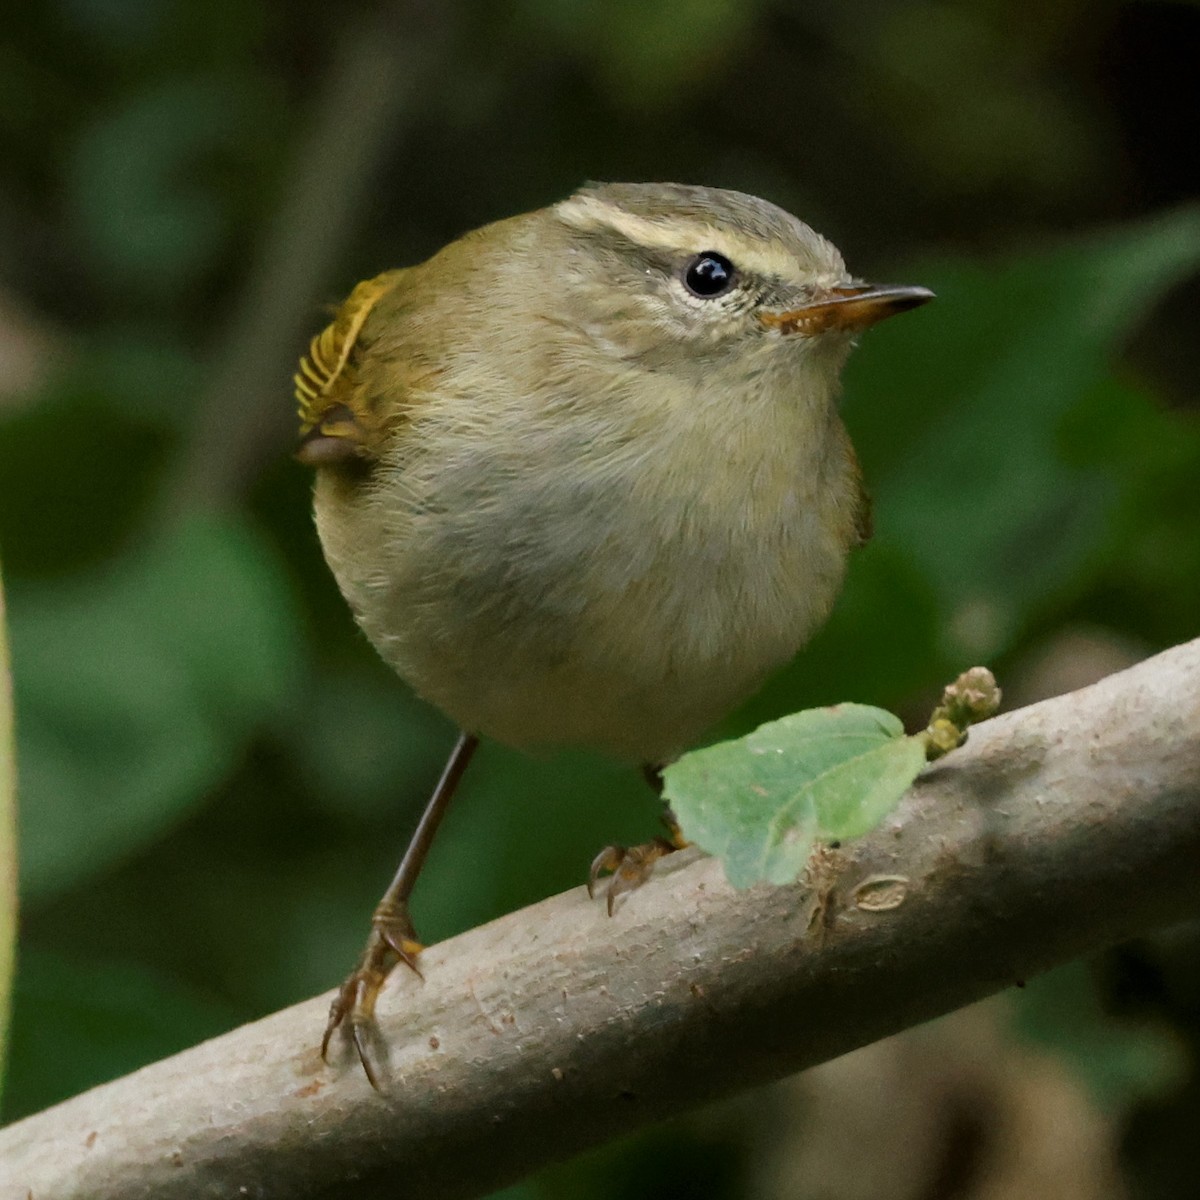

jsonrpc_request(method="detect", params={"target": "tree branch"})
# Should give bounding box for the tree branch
[3,639,1199,1200]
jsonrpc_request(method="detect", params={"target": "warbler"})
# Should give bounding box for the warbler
[296,182,932,1084]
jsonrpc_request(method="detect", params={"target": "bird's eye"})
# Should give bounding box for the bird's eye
[683,252,736,298]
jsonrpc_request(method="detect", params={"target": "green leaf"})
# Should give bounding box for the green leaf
[664,705,926,889]
[9,514,304,900]
[844,206,1200,658]
[0,387,171,579]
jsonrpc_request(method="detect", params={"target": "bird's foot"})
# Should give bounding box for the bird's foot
[321,898,423,1089]
[588,814,689,915]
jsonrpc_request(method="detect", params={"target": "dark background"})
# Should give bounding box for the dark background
[2,1,1199,1196]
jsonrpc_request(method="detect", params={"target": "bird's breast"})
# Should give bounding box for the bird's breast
[315,368,859,760]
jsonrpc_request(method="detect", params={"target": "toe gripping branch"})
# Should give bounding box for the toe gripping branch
[321,731,479,1090]
[588,808,689,915]
[320,900,425,1090]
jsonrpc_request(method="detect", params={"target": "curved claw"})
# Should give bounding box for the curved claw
[351,1021,381,1091]
[587,837,678,915]
[588,844,627,900]
[321,903,424,1089]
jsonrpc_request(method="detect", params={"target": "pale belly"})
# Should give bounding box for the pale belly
[316,413,857,763]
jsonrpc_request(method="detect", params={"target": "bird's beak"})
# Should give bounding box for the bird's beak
[760,283,934,336]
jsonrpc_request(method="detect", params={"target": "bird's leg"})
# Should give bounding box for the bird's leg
[588,761,690,915]
[322,730,478,1088]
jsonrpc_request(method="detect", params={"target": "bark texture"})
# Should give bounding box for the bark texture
[2,638,1199,1200]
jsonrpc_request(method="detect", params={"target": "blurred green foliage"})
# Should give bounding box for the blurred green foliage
[1,0,1199,1197]
[12,515,302,899]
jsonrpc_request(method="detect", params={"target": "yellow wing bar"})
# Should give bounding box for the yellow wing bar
[295,271,399,434]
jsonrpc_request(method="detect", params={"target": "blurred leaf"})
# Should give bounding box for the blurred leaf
[845,206,1200,659]
[59,0,174,49]
[290,664,451,823]
[1,946,236,1123]
[1014,961,1184,1112]
[1062,373,1200,644]
[0,386,172,578]
[0,562,15,1092]
[518,0,759,104]
[70,329,204,428]
[10,513,304,900]
[68,71,285,295]
[860,2,1102,197]
[665,705,925,889]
